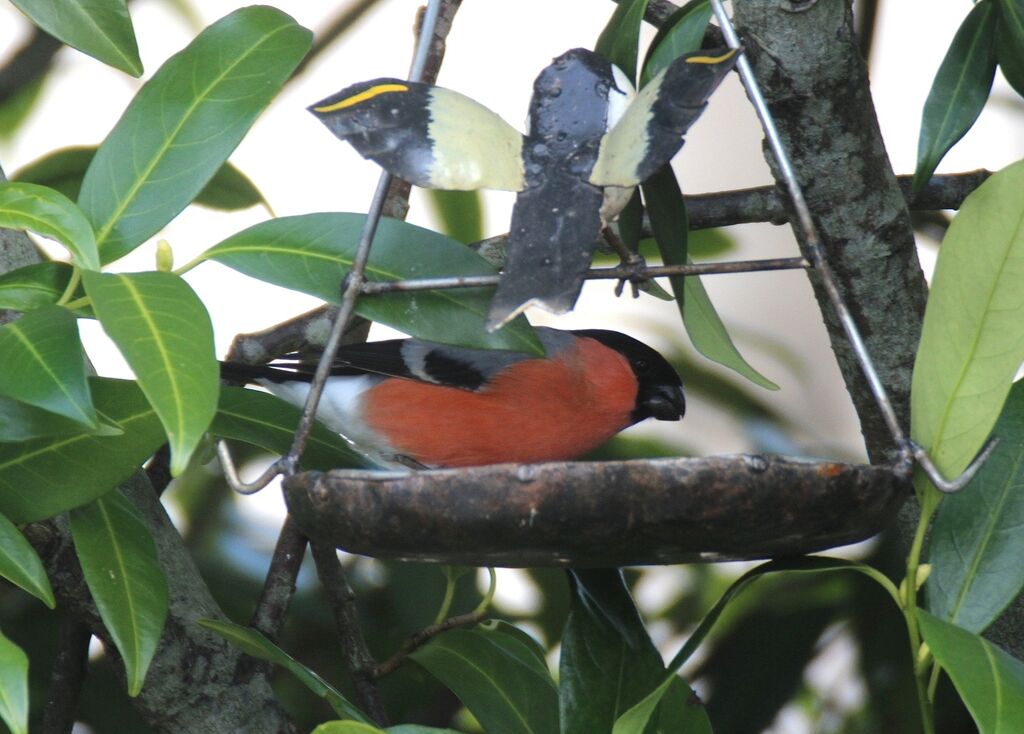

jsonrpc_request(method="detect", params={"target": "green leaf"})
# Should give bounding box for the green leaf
[10,0,141,76]
[913,0,998,192]
[640,0,713,87]
[643,167,777,390]
[475,620,549,678]
[927,379,1024,632]
[613,676,710,734]
[0,630,28,734]
[0,305,96,426]
[0,378,165,523]
[78,6,311,263]
[313,724,464,734]
[561,570,706,734]
[426,190,483,245]
[0,511,54,608]
[198,618,372,723]
[312,725,385,734]
[615,557,897,734]
[0,262,73,311]
[0,77,45,141]
[194,163,268,212]
[202,213,542,355]
[14,146,268,213]
[83,271,218,475]
[997,0,1024,96]
[11,147,93,200]
[918,611,1024,732]
[0,396,102,442]
[911,160,1024,488]
[212,387,369,470]
[595,0,649,84]
[70,491,167,696]
[410,627,559,734]
[0,182,99,269]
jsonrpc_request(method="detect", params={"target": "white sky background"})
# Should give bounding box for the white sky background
[1,0,1021,462]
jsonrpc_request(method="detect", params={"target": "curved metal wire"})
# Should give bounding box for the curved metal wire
[707,0,995,492]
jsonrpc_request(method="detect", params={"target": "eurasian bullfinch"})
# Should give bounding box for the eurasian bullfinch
[221,328,685,469]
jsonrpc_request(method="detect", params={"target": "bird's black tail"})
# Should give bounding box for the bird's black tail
[219,361,307,385]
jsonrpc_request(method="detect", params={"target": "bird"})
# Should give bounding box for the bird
[221,328,685,469]
[308,47,737,331]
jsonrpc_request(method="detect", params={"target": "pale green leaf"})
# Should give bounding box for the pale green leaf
[78,6,311,262]
[911,160,1024,487]
[0,511,54,608]
[0,305,96,426]
[10,0,141,76]
[83,271,218,475]
[0,630,28,734]
[70,491,168,696]
[0,182,99,269]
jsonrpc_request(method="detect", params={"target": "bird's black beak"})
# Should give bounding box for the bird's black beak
[641,384,686,421]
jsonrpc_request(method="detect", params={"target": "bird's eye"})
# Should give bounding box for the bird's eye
[635,358,649,371]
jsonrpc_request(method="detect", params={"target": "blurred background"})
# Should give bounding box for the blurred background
[1,1,1022,732]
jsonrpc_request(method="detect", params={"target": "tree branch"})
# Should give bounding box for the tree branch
[733,0,927,463]
[249,516,307,639]
[25,473,296,733]
[310,542,388,725]
[40,617,91,734]
[371,607,488,680]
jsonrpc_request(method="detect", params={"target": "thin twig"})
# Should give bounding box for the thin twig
[249,516,307,639]
[371,607,489,680]
[40,617,91,734]
[292,0,386,79]
[310,541,388,725]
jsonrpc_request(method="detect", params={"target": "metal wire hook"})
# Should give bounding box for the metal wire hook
[707,0,994,492]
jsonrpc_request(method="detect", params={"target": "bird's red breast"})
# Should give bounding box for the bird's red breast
[361,336,639,467]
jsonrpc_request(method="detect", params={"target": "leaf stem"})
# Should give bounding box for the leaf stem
[56,268,81,306]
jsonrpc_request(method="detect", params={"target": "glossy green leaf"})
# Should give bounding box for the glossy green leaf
[0,262,73,311]
[198,618,371,723]
[313,724,462,734]
[78,7,311,263]
[561,570,707,734]
[427,189,483,245]
[615,557,899,733]
[0,378,165,523]
[193,162,267,212]
[0,182,99,269]
[918,611,1024,732]
[0,396,102,442]
[997,0,1024,96]
[202,213,542,355]
[643,167,777,390]
[911,160,1024,490]
[0,305,96,426]
[70,490,167,696]
[927,379,1024,632]
[0,511,53,607]
[913,0,998,192]
[613,676,710,734]
[476,620,549,678]
[595,0,649,84]
[410,627,558,734]
[213,387,369,470]
[14,146,266,213]
[83,271,217,475]
[312,725,385,734]
[0,630,28,734]
[641,0,712,87]
[10,0,141,76]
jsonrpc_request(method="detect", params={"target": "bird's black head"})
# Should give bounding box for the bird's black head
[574,330,686,424]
